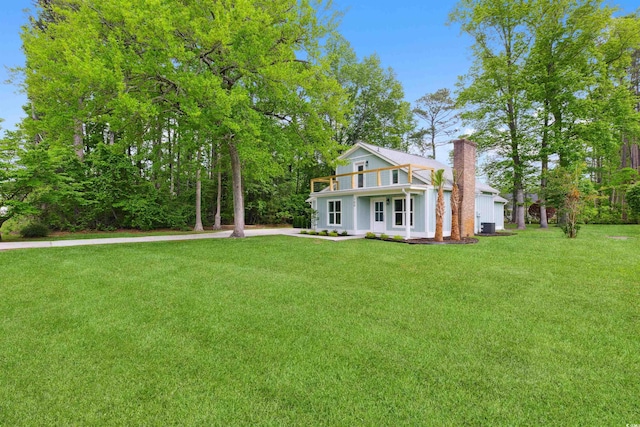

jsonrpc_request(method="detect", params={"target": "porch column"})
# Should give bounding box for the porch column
[405,191,411,240]
[353,196,358,234]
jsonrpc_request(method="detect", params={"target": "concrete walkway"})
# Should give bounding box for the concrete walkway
[0,228,361,251]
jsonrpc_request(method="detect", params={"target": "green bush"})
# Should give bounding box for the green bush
[292,216,310,228]
[380,233,389,240]
[328,231,338,237]
[340,231,348,236]
[628,183,640,219]
[20,223,49,238]
[299,230,308,234]
[365,232,377,239]
[393,235,404,241]
[308,231,318,235]
[318,231,328,236]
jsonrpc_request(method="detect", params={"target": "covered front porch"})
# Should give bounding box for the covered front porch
[350,188,428,239]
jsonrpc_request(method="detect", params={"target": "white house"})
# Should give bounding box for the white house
[307,140,506,238]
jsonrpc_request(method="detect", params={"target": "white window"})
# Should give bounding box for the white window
[392,169,399,184]
[355,162,365,188]
[328,200,342,226]
[393,198,414,227]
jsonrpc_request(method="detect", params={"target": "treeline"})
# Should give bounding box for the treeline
[0,0,414,237]
[451,0,640,228]
[2,0,640,239]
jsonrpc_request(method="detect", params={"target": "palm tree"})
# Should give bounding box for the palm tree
[432,169,445,242]
[450,170,461,241]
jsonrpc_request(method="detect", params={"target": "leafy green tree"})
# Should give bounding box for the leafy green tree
[627,183,640,220]
[327,37,415,149]
[17,0,346,237]
[546,165,596,237]
[450,0,535,230]
[0,129,52,239]
[525,2,640,228]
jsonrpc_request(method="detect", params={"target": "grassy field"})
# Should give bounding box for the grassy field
[0,228,224,242]
[1,225,638,425]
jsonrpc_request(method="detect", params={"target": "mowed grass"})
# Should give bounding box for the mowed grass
[1,225,638,425]
[0,228,225,242]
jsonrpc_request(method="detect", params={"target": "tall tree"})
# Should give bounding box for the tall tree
[524,1,638,227]
[18,0,346,237]
[327,37,416,149]
[451,0,535,230]
[413,88,458,158]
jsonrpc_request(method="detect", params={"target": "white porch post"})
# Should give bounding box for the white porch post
[405,191,411,240]
[353,196,358,234]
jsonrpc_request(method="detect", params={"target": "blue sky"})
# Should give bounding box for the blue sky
[1,0,639,142]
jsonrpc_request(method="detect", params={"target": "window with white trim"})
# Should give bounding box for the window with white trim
[393,198,414,227]
[392,169,399,184]
[355,162,365,188]
[328,200,342,226]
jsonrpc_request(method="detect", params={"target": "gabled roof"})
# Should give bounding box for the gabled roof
[341,141,501,194]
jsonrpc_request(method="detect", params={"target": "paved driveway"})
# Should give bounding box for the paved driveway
[0,228,303,251]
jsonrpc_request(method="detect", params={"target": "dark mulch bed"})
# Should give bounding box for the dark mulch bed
[368,236,479,245]
[405,237,478,245]
[474,232,517,237]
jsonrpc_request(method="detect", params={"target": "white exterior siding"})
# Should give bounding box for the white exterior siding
[494,203,505,230]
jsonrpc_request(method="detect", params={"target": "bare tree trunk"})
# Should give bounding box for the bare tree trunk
[228,141,245,238]
[73,98,84,160]
[214,168,222,230]
[194,149,204,232]
[540,108,549,229]
[168,121,175,196]
[30,101,43,145]
[73,119,84,160]
[450,179,461,241]
[435,187,445,242]
[516,187,526,230]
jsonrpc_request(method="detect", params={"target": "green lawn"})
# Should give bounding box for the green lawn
[0,228,225,242]
[1,225,638,425]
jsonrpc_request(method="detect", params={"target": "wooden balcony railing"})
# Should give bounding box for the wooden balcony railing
[310,164,433,193]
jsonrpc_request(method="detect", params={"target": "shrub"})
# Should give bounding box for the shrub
[380,233,389,240]
[393,235,404,241]
[20,223,49,238]
[628,183,640,219]
[318,231,328,236]
[299,230,308,234]
[528,202,557,221]
[365,232,377,239]
[308,230,318,235]
[328,231,338,237]
[292,216,310,229]
[340,231,348,236]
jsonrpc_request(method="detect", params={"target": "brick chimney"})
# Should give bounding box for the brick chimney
[453,139,476,238]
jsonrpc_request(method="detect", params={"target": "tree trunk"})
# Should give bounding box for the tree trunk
[213,148,222,230]
[450,181,461,241]
[516,186,526,230]
[228,141,245,238]
[435,187,444,242]
[194,149,204,232]
[73,119,84,160]
[30,101,42,145]
[73,98,84,160]
[540,113,549,229]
